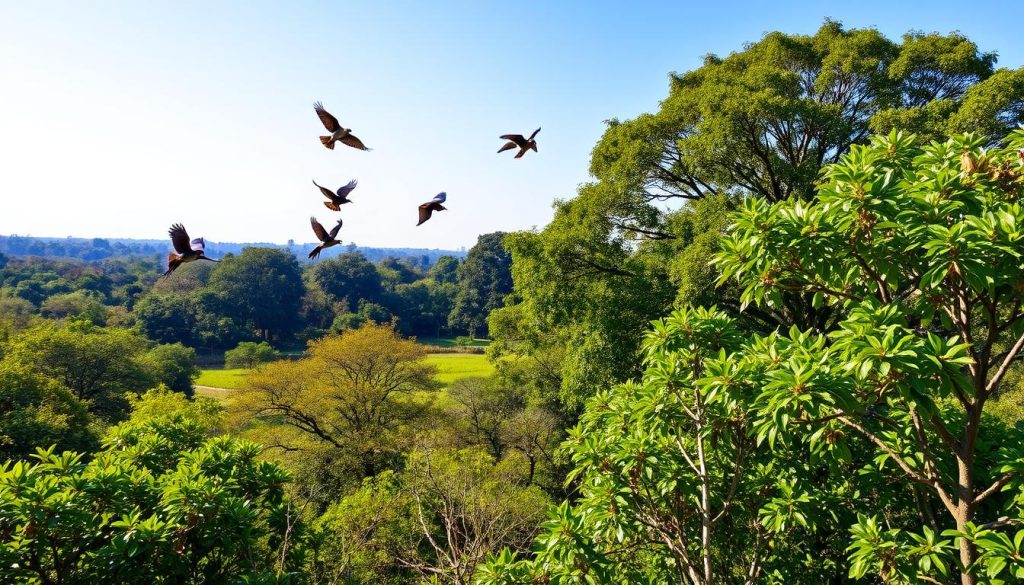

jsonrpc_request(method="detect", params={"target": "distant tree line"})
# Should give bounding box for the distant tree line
[0,234,465,264]
[0,231,512,351]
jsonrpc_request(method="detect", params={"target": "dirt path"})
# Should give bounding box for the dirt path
[195,385,235,401]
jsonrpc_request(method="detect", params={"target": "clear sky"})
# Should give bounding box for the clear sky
[1,1,1020,249]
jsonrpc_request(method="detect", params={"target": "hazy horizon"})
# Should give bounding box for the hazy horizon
[2,1,1021,249]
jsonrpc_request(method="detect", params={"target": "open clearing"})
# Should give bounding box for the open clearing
[195,353,494,401]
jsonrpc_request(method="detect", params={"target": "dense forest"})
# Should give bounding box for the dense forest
[0,234,465,264]
[4,23,1024,585]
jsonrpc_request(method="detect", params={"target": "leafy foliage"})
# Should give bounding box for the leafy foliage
[225,341,282,370]
[493,23,1024,414]
[0,404,301,584]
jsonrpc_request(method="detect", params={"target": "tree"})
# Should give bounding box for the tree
[394,280,456,337]
[0,411,301,584]
[0,360,98,460]
[3,321,156,419]
[133,290,248,349]
[231,323,440,479]
[493,23,1024,413]
[449,232,513,338]
[208,247,305,341]
[315,448,549,585]
[224,341,281,369]
[140,342,199,396]
[479,308,845,585]
[429,255,460,284]
[0,295,35,339]
[39,290,109,325]
[709,130,1024,584]
[308,252,384,312]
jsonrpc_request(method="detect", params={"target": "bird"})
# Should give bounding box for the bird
[164,223,219,277]
[417,192,447,226]
[313,101,370,151]
[497,128,541,158]
[309,216,344,259]
[313,178,358,210]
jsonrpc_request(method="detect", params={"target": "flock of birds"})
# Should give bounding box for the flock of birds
[162,102,541,276]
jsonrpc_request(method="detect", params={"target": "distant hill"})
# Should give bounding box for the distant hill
[0,234,466,266]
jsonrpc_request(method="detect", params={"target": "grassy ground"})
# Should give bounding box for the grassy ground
[424,353,494,386]
[194,353,494,402]
[195,368,251,390]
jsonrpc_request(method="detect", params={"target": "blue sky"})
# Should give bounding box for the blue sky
[1,1,1020,249]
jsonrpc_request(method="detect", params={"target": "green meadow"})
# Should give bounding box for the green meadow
[195,352,493,401]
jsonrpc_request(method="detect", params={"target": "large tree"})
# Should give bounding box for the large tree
[449,232,513,338]
[208,247,304,341]
[484,130,1024,585]
[308,252,385,312]
[493,22,1024,412]
[231,323,440,480]
[710,130,1024,584]
[3,321,156,419]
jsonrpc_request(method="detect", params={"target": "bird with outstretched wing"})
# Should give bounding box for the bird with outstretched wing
[417,192,448,226]
[314,101,370,151]
[313,178,358,211]
[163,223,219,277]
[498,127,541,158]
[308,216,344,259]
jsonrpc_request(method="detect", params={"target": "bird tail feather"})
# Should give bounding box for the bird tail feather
[163,253,182,277]
[320,136,335,149]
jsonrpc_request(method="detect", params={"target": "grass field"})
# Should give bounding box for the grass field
[195,368,251,390]
[194,353,493,401]
[424,353,494,386]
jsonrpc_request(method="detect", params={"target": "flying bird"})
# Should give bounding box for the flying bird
[309,216,343,259]
[417,192,447,226]
[497,128,541,158]
[314,101,370,151]
[164,223,219,277]
[313,178,358,210]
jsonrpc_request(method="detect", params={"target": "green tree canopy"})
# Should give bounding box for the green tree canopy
[224,340,281,369]
[0,411,300,584]
[0,361,98,461]
[449,232,513,338]
[492,22,1024,413]
[2,321,156,419]
[308,252,384,312]
[485,129,1024,585]
[208,247,304,341]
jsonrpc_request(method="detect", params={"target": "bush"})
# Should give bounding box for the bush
[224,341,281,369]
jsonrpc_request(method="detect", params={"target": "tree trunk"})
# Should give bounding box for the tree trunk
[956,411,980,585]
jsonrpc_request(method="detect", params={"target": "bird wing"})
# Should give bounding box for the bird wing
[313,101,340,132]
[433,192,447,203]
[337,179,358,198]
[310,217,329,242]
[528,127,541,140]
[497,141,518,153]
[328,218,343,239]
[340,133,369,150]
[500,134,528,148]
[312,179,338,201]
[417,203,433,226]
[169,224,192,255]
[190,237,205,252]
